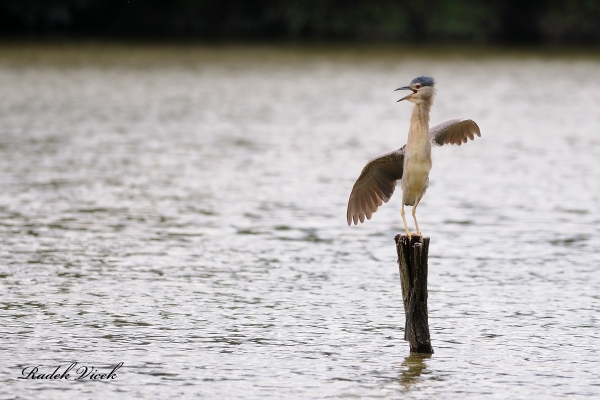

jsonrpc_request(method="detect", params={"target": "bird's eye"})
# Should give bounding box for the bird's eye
[415,84,422,89]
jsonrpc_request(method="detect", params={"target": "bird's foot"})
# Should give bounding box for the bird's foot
[403,231,423,239]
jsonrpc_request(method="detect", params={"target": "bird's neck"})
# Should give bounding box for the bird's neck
[406,102,431,156]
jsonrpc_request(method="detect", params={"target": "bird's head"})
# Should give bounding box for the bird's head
[395,76,435,104]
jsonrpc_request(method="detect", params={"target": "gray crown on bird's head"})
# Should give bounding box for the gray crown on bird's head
[411,76,435,87]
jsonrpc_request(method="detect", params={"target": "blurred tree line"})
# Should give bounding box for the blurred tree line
[1,0,600,44]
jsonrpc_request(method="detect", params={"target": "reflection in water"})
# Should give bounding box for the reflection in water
[399,353,431,390]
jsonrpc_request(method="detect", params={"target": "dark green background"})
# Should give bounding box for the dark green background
[1,0,600,44]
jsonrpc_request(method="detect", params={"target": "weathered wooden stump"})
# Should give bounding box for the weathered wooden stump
[394,234,434,354]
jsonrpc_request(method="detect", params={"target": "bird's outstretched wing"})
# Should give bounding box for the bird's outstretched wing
[429,119,481,146]
[347,146,405,225]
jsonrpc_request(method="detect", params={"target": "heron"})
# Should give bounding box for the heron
[346,76,481,237]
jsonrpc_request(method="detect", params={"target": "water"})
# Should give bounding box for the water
[1,44,599,399]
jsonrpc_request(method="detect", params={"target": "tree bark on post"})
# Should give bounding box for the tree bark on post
[395,234,434,354]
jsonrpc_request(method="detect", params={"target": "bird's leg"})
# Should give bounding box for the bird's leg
[400,204,411,238]
[412,198,422,236]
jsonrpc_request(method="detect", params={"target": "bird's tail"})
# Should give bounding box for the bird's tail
[404,194,417,206]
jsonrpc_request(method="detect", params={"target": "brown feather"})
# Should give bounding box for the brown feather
[346,147,405,225]
[429,119,481,147]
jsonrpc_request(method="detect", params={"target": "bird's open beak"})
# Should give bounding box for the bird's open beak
[395,85,415,102]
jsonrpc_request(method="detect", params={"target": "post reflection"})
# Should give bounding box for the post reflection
[398,353,431,389]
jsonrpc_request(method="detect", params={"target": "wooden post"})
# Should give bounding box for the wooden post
[395,234,434,354]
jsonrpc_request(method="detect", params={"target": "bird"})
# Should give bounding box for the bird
[346,76,481,237]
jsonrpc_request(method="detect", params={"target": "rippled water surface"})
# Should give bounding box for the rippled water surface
[1,44,599,399]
